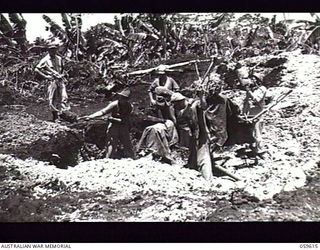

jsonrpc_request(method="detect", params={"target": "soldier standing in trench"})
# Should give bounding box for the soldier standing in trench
[35,42,70,122]
[170,92,213,180]
[148,65,180,120]
[237,64,268,155]
[79,88,135,159]
[204,79,240,151]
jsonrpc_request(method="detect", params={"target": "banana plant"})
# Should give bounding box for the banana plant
[0,13,27,54]
[303,13,320,45]
[43,13,86,60]
[85,13,232,73]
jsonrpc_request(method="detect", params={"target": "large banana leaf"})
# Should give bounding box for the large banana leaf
[43,14,69,45]
[103,22,116,29]
[305,26,320,44]
[0,32,14,46]
[8,14,27,50]
[8,13,26,30]
[0,14,13,37]
[134,19,160,38]
[127,32,157,42]
[62,14,76,44]
[208,13,225,29]
[106,26,123,38]
[61,14,85,48]
[100,37,124,47]
[61,13,71,30]
[70,14,82,30]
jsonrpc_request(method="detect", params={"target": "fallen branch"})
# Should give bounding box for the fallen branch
[126,58,213,76]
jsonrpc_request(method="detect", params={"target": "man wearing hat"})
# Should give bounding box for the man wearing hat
[241,74,268,155]
[148,65,180,120]
[79,88,135,159]
[236,63,268,154]
[35,41,70,122]
[171,92,213,180]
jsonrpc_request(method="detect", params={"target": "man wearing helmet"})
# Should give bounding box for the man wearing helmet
[79,88,135,159]
[171,92,213,180]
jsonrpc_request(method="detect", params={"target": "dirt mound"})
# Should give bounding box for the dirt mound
[0,153,234,221]
[0,108,84,168]
[0,86,15,105]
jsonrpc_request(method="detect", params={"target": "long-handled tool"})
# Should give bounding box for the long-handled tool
[213,164,241,181]
[247,89,293,123]
[42,64,68,83]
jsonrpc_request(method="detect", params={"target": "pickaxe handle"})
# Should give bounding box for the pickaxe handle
[247,89,293,123]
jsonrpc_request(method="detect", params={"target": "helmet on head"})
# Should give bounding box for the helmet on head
[156,65,167,74]
[117,88,131,98]
[48,38,62,49]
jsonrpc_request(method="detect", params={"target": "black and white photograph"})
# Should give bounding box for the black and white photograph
[0,13,319,223]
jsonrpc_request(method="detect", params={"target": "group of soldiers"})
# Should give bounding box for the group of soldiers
[35,42,268,181]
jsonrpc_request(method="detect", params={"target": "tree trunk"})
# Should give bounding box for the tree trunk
[75,14,80,61]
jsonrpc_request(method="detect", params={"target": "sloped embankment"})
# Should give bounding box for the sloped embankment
[0,106,83,168]
[222,53,320,201]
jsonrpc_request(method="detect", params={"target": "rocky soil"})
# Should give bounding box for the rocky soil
[0,106,84,168]
[0,51,319,221]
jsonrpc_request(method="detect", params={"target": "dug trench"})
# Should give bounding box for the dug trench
[0,56,277,168]
[0,52,320,221]
[0,58,216,168]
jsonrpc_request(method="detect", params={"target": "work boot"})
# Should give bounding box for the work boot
[183,163,196,170]
[256,151,267,159]
[52,111,59,122]
[160,156,173,165]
